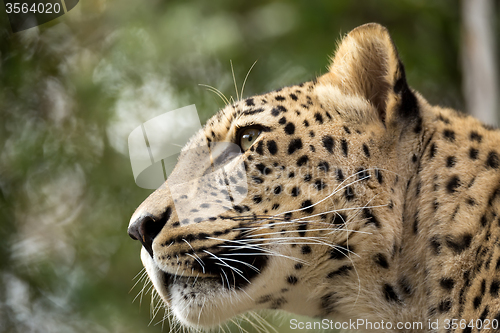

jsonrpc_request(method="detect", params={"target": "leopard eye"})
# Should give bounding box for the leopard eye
[238,127,262,151]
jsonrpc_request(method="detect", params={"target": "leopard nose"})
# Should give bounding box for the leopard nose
[128,207,172,257]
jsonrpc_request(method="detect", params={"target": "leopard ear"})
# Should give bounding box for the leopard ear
[322,23,418,124]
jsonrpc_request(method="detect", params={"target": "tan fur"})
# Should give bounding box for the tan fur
[129,23,500,332]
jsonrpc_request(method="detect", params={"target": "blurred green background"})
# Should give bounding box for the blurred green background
[0,1,498,332]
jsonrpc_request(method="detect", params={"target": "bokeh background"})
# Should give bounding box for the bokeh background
[1,1,499,332]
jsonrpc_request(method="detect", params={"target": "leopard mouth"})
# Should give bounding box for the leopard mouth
[160,245,269,290]
[142,246,270,328]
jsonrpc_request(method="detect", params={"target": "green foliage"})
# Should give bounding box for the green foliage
[0,0,484,332]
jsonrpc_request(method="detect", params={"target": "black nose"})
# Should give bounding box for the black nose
[128,207,171,257]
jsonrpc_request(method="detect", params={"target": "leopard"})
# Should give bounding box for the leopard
[128,23,500,332]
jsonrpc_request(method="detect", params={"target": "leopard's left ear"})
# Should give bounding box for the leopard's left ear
[320,23,418,124]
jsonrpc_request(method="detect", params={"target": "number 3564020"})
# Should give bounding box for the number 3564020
[5,2,61,14]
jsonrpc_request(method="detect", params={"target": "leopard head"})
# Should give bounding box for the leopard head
[128,23,424,328]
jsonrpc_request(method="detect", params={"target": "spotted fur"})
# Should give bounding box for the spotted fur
[128,23,500,332]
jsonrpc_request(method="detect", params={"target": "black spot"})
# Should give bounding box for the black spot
[253,195,262,204]
[320,293,337,315]
[340,139,348,156]
[301,200,314,214]
[245,98,255,106]
[301,245,311,254]
[243,108,265,115]
[438,299,452,313]
[290,93,298,101]
[473,295,482,309]
[275,95,285,101]
[318,161,329,172]
[362,144,370,158]
[287,139,303,154]
[446,156,456,168]
[412,154,418,163]
[470,131,482,142]
[480,214,488,227]
[290,187,300,197]
[374,253,389,269]
[259,140,275,156]
[445,233,472,254]
[274,185,282,195]
[480,306,490,321]
[297,155,309,167]
[469,147,479,160]
[278,117,286,125]
[314,112,324,124]
[287,275,298,285]
[272,203,280,210]
[336,169,344,181]
[446,176,460,193]
[255,140,264,155]
[233,206,244,213]
[430,236,441,255]
[490,280,500,297]
[429,143,437,159]
[414,117,423,133]
[270,297,287,309]
[344,186,354,200]
[343,126,351,134]
[309,131,315,137]
[440,278,455,290]
[383,284,401,303]
[303,120,309,127]
[313,179,326,191]
[443,129,455,141]
[294,263,303,270]
[256,163,271,175]
[327,265,352,278]
[284,123,295,135]
[322,136,334,153]
[329,243,353,260]
[486,151,500,169]
[399,277,412,295]
[252,176,263,184]
[271,105,286,116]
[363,208,381,228]
[357,168,369,180]
[303,174,312,182]
[288,172,295,178]
[437,114,450,124]
[331,213,346,226]
[256,294,272,304]
[375,169,383,184]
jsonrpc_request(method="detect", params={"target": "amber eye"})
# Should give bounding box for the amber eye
[238,127,261,151]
